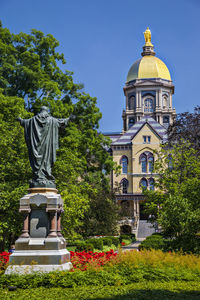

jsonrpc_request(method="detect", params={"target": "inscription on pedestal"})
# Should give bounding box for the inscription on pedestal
[30,210,49,238]
[30,194,47,207]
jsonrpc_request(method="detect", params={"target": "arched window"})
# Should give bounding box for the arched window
[148,156,154,173]
[128,96,135,110]
[163,95,168,108]
[140,178,147,190]
[121,178,129,194]
[144,98,153,112]
[140,152,154,173]
[149,178,155,191]
[120,156,128,174]
[128,118,135,128]
[140,155,147,173]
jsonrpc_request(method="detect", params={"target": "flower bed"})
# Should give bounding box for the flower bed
[70,249,117,271]
[0,252,10,270]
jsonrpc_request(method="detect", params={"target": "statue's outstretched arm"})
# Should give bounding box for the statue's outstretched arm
[58,114,76,128]
[16,117,25,126]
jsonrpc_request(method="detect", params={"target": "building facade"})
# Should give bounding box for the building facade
[105,28,176,235]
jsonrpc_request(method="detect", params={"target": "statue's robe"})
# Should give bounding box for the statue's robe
[21,112,68,183]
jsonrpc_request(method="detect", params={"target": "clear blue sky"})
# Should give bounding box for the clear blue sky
[1,0,199,132]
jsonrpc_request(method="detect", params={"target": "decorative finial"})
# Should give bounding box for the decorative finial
[144,27,153,47]
[141,27,155,57]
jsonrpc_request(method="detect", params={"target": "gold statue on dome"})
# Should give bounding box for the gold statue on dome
[144,27,153,47]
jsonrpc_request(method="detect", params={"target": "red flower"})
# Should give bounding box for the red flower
[0,251,11,270]
[69,249,117,271]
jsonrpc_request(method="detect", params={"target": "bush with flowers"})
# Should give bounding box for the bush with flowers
[70,249,117,271]
[0,252,10,271]
[0,250,199,290]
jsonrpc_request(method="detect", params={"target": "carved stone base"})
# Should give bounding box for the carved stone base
[5,262,72,275]
[6,189,71,274]
[5,237,71,274]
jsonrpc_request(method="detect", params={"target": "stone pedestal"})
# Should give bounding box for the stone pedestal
[5,188,72,274]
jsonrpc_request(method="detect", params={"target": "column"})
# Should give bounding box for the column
[136,90,139,109]
[57,210,63,237]
[47,210,57,238]
[158,89,162,108]
[138,91,141,108]
[156,90,159,108]
[169,93,172,108]
[20,210,30,238]
[133,200,136,217]
[123,117,126,132]
[137,201,140,217]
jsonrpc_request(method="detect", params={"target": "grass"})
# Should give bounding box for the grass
[121,239,132,246]
[1,249,199,299]
[1,281,200,299]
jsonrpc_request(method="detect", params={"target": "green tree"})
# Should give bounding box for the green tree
[0,22,117,247]
[144,141,200,252]
[0,91,32,251]
[77,173,119,237]
[168,106,200,153]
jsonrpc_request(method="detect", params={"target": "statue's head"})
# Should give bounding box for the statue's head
[40,106,49,113]
[39,106,50,117]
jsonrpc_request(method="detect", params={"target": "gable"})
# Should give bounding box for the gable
[132,123,161,144]
[112,116,167,146]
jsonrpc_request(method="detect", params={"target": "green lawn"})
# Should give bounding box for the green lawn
[1,281,200,299]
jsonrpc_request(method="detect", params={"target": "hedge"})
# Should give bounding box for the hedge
[1,281,200,299]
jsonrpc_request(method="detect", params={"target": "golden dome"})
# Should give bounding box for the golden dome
[127,55,171,82]
[127,27,171,82]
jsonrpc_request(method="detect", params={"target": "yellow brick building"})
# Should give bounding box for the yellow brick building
[105,28,176,235]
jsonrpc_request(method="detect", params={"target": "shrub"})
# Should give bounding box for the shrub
[119,235,132,244]
[86,238,103,250]
[1,250,200,288]
[0,282,199,299]
[66,239,84,247]
[75,242,94,252]
[109,237,120,247]
[101,238,112,247]
[131,233,136,242]
[1,250,200,289]
[120,234,136,243]
[138,234,166,251]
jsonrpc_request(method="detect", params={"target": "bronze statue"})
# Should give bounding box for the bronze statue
[18,106,69,188]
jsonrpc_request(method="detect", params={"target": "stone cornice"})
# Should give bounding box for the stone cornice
[124,79,174,95]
